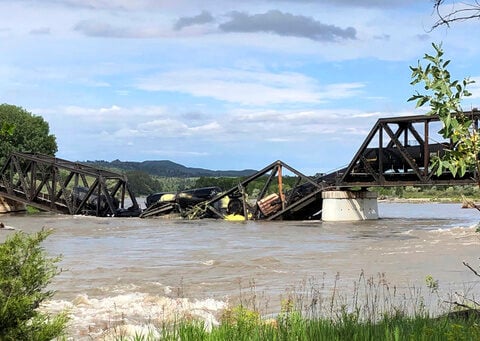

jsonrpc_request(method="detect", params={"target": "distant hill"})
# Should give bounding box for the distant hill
[82,159,258,178]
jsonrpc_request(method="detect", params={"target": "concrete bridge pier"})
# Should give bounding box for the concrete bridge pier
[321,190,378,221]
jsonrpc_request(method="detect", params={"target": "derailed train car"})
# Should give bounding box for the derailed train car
[140,186,223,218]
[140,160,329,221]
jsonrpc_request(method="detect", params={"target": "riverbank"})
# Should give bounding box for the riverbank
[44,269,480,340]
[372,185,480,205]
[378,197,466,204]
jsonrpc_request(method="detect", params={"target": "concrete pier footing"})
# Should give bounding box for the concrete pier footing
[321,190,378,221]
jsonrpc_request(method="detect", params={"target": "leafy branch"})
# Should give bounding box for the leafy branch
[409,42,477,179]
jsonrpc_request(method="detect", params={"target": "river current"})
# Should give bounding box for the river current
[1,202,479,339]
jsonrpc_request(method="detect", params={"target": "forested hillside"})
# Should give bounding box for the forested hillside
[80,159,258,196]
[83,159,256,178]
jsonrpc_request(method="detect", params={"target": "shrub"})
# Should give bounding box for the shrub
[0,229,68,340]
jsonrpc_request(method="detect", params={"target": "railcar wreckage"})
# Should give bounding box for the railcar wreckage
[140,160,329,221]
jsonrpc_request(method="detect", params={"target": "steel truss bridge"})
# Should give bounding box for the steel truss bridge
[0,111,479,219]
[0,152,140,217]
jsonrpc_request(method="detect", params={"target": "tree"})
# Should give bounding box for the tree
[409,42,478,179]
[0,229,68,340]
[125,170,163,195]
[0,104,57,165]
[432,0,480,29]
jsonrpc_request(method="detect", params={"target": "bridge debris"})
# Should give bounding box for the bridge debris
[142,160,328,221]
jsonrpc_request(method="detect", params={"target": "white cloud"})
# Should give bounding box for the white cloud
[137,68,365,106]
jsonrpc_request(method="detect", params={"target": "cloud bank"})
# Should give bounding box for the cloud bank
[219,10,356,41]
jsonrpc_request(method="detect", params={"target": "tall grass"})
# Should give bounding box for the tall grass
[108,272,480,340]
[152,309,480,341]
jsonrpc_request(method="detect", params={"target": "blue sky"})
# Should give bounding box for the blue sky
[1,0,480,175]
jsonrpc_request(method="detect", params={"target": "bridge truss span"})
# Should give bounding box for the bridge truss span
[0,152,140,217]
[336,111,480,187]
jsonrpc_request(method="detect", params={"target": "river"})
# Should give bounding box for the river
[1,202,479,339]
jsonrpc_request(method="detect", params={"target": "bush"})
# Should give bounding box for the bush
[0,229,68,340]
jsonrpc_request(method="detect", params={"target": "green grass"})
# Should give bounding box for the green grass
[119,310,480,341]
[109,272,480,341]
[26,205,41,214]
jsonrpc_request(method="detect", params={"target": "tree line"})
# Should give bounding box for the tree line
[125,171,302,196]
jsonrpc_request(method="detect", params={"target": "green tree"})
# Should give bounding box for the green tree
[0,104,57,165]
[409,42,477,179]
[0,229,68,340]
[125,170,163,195]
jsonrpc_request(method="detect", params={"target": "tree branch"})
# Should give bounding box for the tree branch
[432,0,480,30]
[443,299,473,310]
[463,261,480,277]
[453,291,480,308]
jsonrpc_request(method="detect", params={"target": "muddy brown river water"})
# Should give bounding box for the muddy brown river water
[1,202,479,339]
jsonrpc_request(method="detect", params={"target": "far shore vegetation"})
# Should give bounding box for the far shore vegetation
[373,185,480,203]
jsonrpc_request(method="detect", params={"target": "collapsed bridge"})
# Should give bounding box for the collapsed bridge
[141,111,480,220]
[0,111,479,220]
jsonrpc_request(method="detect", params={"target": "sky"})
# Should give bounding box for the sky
[1,0,480,175]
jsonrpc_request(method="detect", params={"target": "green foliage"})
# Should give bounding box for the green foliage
[194,177,242,191]
[0,104,57,166]
[123,173,301,197]
[0,122,15,137]
[113,272,480,340]
[194,176,298,195]
[372,185,480,201]
[85,159,256,178]
[219,305,261,339]
[0,229,68,340]
[129,310,480,341]
[125,170,164,196]
[26,206,41,214]
[409,43,477,178]
[425,275,439,292]
[155,177,198,193]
